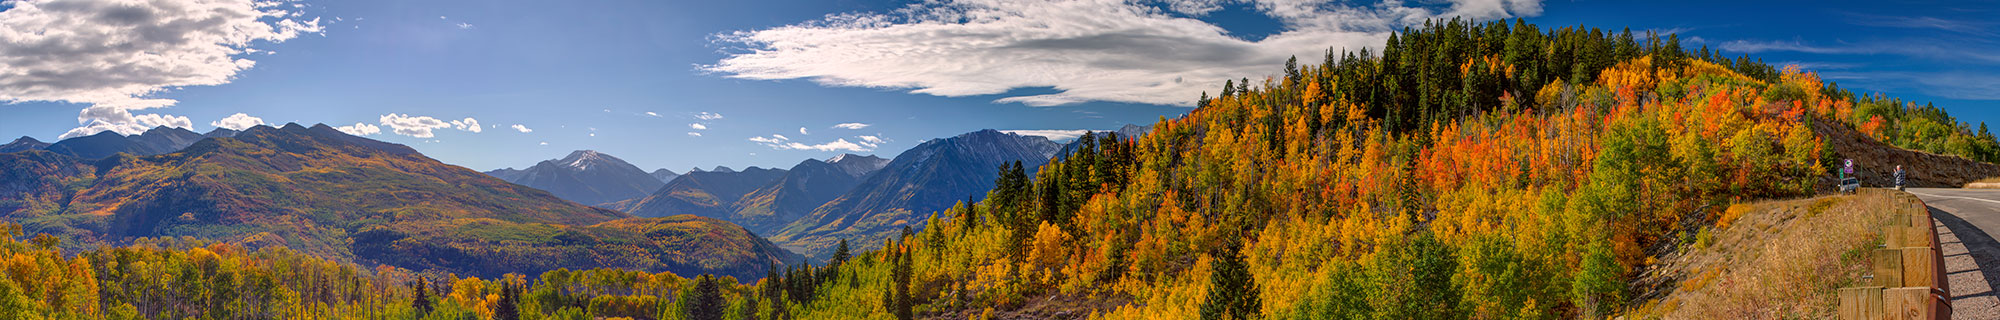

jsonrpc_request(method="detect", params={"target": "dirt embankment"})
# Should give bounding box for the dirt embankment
[1629,189,1927,318]
[1814,120,2000,189]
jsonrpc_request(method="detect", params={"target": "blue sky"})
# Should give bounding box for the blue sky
[0,0,1995,172]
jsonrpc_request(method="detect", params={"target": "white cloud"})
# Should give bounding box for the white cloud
[210,113,266,131]
[704,0,1539,106]
[690,123,709,130]
[456,22,474,29]
[750,135,875,152]
[61,111,193,138]
[1002,129,1090,141]
[378,114,478,138]
[512,124,533,133]
[645,111,662,117]
[539,141,548,146]
[833,123,871,129]
[695,112,724,121]
[451,118,482,133]
[0,0,322,138]
[799,127,810,135]
[688,132,704,137]
[856,135,888,148]
[335,122,380,136]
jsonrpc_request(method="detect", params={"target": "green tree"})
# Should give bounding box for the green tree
[892,237,915,320]
[831,238,852,266]
[1200,243,1260,320]
[686,274,725,320]
[495,281,521,320]
[412,280,434,316]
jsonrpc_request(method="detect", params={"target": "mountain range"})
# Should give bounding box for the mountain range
[0,124,798,279]
[483,150,665,206]
[771,129,1061,258]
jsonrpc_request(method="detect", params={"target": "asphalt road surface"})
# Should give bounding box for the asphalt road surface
[1907,188,2000,319]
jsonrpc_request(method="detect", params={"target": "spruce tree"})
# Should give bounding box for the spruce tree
[892,245,914,320]
[494,281,521,320]
[831,238,852,266]
[1199,243,1260,320]
[411,280,433,316]
[686,274,726,320]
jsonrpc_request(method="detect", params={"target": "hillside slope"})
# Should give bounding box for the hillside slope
[619,167,789,220]
[1629,190,1923,318]
[728,158,866,234]
[1,124,797,279]
[1817,119,2000,188]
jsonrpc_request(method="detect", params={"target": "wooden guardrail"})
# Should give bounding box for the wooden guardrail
[1840,203,1953,320]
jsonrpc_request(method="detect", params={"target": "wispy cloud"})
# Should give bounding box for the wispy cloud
[1773,61,1863,71]
[1823,71,2000,100]
[511,124,533,133]
[704,0,1542,106]
[750,133,881,152]
[695,112,724,121]
[832,123,871,129]
[1845,14,1995,37]
[1721,40,2000,64]
[690,123,708,130]
[1002,129,1091,141]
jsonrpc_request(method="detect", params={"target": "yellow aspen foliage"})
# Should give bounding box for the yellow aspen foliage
[1027,221,1071,277]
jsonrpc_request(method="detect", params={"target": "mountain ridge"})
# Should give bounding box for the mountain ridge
[772,129,1060,259]
[1,123,798,279]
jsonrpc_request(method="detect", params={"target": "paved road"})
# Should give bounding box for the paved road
[1906,188,2000,319]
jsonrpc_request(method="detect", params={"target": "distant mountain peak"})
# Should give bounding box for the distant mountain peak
[0,136,50,153]
[204,128,241,138]
[558,150,619,170]
[490,150,663,206]
[651,168,681,183]
[826,153,890,178]
[712,166,737,173]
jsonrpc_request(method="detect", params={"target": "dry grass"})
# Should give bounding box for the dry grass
[1628,189,1926,319]
[1967,177,2000,188]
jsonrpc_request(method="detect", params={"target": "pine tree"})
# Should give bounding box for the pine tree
[892,245,915,320]
[1199,243,1260,320]
[494,281,521,320]
[686,274,726,320]
[411,280,433,316]
[832,238,852,267]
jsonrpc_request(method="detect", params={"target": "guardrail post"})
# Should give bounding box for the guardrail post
[1840,286,1884,320]
[1874,249,1904,287]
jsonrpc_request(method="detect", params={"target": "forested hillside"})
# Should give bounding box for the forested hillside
[5,18,1997,319]
[773,18,2000,319]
